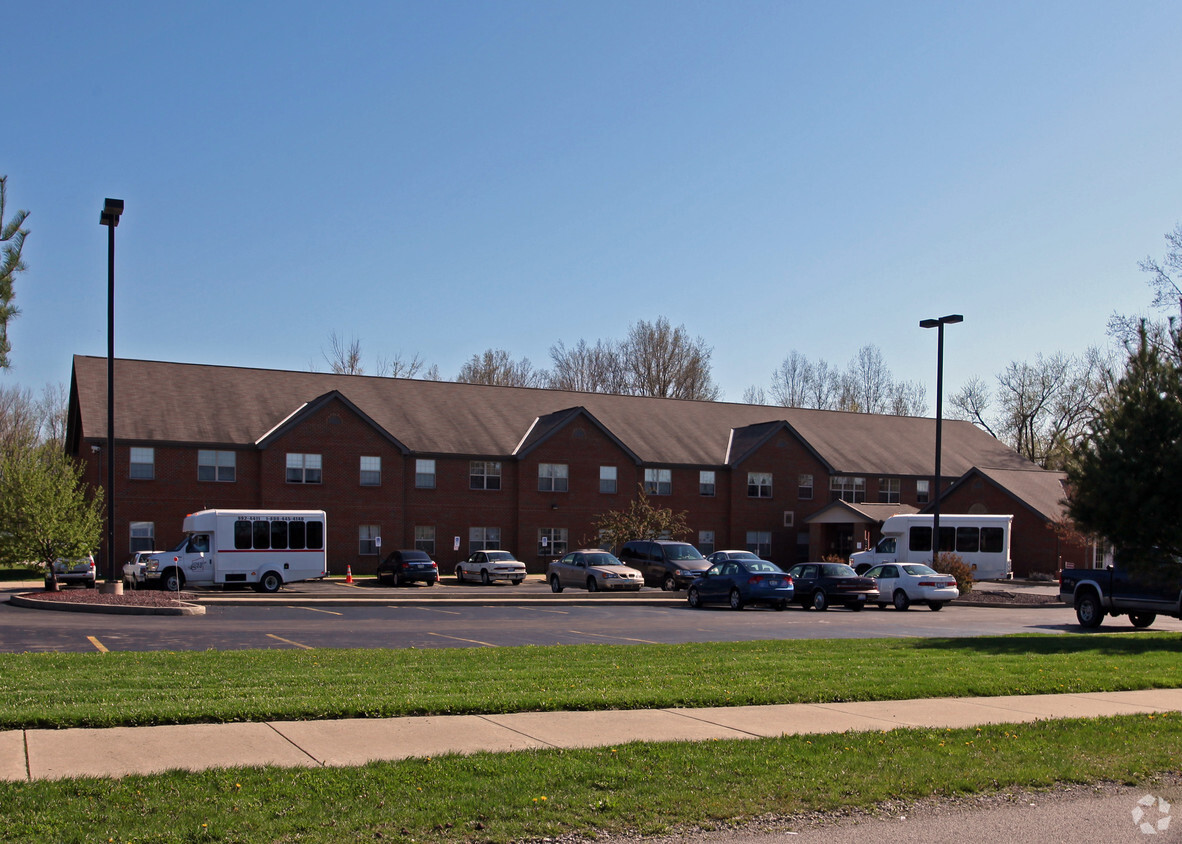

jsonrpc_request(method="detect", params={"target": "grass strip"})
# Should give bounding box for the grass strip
[2,713,1179,843]
[2,633,1180,729]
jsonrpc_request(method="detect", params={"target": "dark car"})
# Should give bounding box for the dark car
[376,550,439,586]
[786,562,878,611]
[617,539,710,591]
[687,559,795,610]
[705,550,765,566]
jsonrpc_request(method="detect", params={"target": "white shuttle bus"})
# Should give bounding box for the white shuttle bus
[850,514,1013,581]
[136,509,327,593]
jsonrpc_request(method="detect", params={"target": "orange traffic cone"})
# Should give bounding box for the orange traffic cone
[345,565,353,584]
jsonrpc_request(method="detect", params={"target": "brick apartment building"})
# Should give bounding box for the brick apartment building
[66,355,1089,578]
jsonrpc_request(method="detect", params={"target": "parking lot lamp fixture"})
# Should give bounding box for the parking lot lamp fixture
[100,198,124,583]
[920,314,963,567]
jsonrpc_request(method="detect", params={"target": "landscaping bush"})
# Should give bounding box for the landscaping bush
[935,552,973,594]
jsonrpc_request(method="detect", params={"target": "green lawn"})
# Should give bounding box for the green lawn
[2,633,1180,843]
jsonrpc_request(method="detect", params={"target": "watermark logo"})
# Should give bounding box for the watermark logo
[1132,794,1171,835]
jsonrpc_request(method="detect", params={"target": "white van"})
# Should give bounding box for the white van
[135,509,327,593]
[850,514,1012,581]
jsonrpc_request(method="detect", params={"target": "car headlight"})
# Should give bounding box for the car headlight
[602,571,620,578]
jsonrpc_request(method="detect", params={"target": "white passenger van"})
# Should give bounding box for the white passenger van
[136,509,327,593]
[850,514,1012,581]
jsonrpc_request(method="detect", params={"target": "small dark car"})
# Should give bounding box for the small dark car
[617,539,710,591]
[786,562,878,611]
[687,559,795,610]
[376,550,439,586]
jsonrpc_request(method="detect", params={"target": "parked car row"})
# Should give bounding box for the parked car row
[369,545,959,613]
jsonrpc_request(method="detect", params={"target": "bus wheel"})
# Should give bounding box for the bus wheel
[256,572,282,593]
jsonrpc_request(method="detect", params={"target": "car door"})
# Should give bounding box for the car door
[791,564,819,601]
[699,563,728,602]
[469,551,486,575]
[875,564,900,599]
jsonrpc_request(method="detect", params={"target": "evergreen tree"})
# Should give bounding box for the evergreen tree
[1066,325,1182,559]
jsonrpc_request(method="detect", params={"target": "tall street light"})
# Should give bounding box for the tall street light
[100,198,124,584]
[920,313,963,567]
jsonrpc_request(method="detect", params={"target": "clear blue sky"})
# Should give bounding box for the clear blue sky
[4,1,1181,410]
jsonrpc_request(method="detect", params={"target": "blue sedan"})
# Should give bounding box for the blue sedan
[687,560,795,610]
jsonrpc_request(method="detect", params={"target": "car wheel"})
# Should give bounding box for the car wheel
[481,570,491,586]
[256,571,282,594]
[929,602,946,612]
[876,602,888,610]
[661,575,678,592]
[775,600,787,611]
[812,589,828,611]
[1130,612,1156,629]
[687,586,702,608]
[549,575,563,593]
[849,602,864,612]
[85,580,96,589]
[392,572,402,588]
[587,577,599,592]
[893,589,911,611]
[455,567,464,583]
[162,569,184,593]
[1075,591,1105,628]
[728,588,744,611]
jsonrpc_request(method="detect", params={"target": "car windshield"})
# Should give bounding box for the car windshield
[585,553,624,567]
[902,564,939,576]
[665,545,704,561]
[821,563,857,577]
[486,552,517,562]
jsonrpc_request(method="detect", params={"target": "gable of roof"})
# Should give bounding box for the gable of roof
[513,406,642,462]
[805,500,920,525]
[943,466,1070,522]
[69,355,1042,476]
[255,391,410,453]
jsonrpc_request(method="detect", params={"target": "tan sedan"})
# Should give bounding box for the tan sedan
[547,550,644,592]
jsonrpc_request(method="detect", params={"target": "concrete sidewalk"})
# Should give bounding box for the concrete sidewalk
[4,688,1180,782]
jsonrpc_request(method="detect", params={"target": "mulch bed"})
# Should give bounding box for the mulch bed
[24,588,198,608]
[962,590,1060,606]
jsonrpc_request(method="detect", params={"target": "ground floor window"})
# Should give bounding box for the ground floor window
[698,530,715,555]
[130,521,155,552]
[359,525,380,556]
[746,531,772,558]
[415,526,436,555]
[469,527,501,551]
[538,528,568,557]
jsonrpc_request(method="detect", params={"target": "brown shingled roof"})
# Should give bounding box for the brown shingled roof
[71,355,1038,474]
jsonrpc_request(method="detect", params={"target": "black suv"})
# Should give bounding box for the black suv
[617,540,709,591]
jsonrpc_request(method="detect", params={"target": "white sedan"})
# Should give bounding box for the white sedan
[455,550,527,585]
[865,563,959,611]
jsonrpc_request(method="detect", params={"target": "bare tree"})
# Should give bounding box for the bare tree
[323,331,364,375]
[741,385,767,405]
[547,338,628,393]
[0,385,38,449]
[845,345,892,414]
[951,350,1115,469]
[619,317,720,401]
[374,352,425,379]
[769,351,812,407]
[456,349,545,387]
[887,379,928,416]
[0,176,30,370]
[1109,223,1182,365]
[36,383,69,448]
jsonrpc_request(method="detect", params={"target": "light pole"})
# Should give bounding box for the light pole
[100,198,124,584]
[919,313,962,567]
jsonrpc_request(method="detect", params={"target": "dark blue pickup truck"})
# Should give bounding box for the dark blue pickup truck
[1059,555,1182,629]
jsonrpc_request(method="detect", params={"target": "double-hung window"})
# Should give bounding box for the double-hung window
[286,453,322,484]
[198,450,235,482]
[644,468,672,495]
[747,472,773,498]
[830,475,865,503]
[470,461,502,490]
[470,527,501,551]
[599,466,617,494]
[360,456,381,487]
[414,526,436,554]
[699,471,716,497]
[538,463,569,492]
[415,459,436,489]
[878,477,900,503]
[538,528,568,557]
[359,525,380,555]
[130,447,155,480]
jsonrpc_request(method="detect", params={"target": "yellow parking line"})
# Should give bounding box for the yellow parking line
[266,633,313,650]
[569,630,660,644]
[408,606,461,616]
[293,606,343,616]
[87,636,108,653]
[519,607,569,615]
[427,632,495,647]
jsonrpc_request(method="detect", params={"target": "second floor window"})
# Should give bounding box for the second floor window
[286,453,322,484]
[798,474,814,500]
[747,472,773,498]
[699,470,716,497]
[130,447,155,480]
[916,479,930,504]
[415,459,436,489]
[830,475,865,503]
[360,456,381,487]
[198,450,235,482]
[878,477,900,503]
[644,468,672,496]
[599,465,617,494]
[538,463,568,492]
[470,461,502,490]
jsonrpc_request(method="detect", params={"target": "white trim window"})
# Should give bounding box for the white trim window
[538,527,568,557]
[699,470,716,497]
[414,526,436,554]
[798,473,814,500]
[644,468,672,496]
[747,472,773,499]
[698,530,716,555]
[538,463,569,492]
[470,461,502,491]
[916,479,930,504]
[415,459,436,489]
[360,456,381,487]
[198,450,235,482]
[359,525,380,555]
[878,477,901,504]
[286,453,322,484]
[130,521,155,552]
[599,465,617,494]
[470,527,501,551]
[746,531,772,558]
[129,447,155,480]
[830,475,865,503]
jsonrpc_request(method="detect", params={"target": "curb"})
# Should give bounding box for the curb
[7,593,206,616]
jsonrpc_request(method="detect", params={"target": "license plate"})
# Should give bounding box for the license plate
[857,594,867,602]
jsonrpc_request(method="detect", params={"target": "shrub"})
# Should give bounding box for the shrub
[821,554,848,564]
[935,552,974,594]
